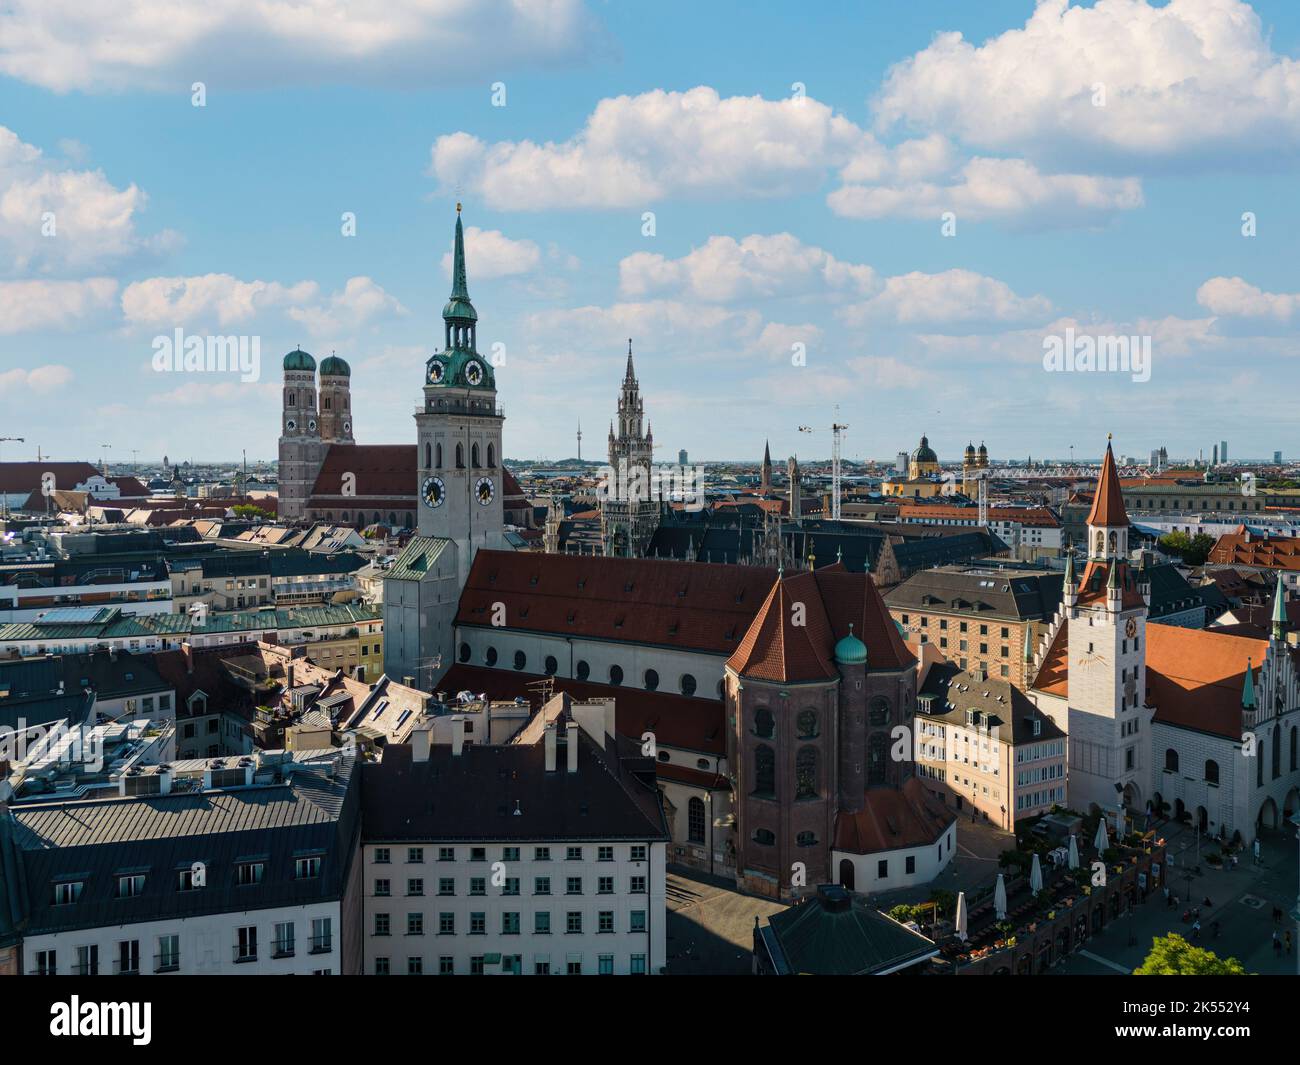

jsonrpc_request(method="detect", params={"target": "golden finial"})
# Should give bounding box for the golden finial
[456,201,462,214]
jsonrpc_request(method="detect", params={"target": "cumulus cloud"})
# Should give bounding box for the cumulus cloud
[0,0,602,92]
[441,226,542,281]
[829,156,1143,227]
[431,87,866,209]
[619,233,878,302]
[0,278,117,333]
[839,269,1052,327]
[0,126,178,274]
[121,273,402,334]
[0,363,73,393]
[874,0,1300,167]
[1197,276,1299,321]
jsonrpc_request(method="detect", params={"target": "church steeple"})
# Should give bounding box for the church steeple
[442,203,478,352]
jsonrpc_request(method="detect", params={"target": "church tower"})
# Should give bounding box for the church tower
[317,354,353,443]
[760,441,772,492]
[788,456,802,523]
[415,205,506,584]
[278,347,324,522]
[601,340,658,557]
[1058,436,1152,815]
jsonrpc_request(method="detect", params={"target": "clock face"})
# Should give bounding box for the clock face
[285,418,297,431]
[475,476,495,506]
[422,476,445,508]
[307,418,317,432]
[342,420,351,433]
[464,360,484,386]
[1125,617,1137,638]
[427,360,445,384]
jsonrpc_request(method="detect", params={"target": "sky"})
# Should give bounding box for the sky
[1,0,1299,467]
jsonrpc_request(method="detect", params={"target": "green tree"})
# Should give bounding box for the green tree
[232,504,273,521]
[1158,531,1215,566]
[1133,934,1246,975]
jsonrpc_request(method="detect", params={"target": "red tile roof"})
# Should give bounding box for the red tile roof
[456,549,776,656]
[1031,623,1069,697]
[308,444,418,502]
[1086,441,1129,528]
[436,663,726,754]
[1147,624,1270,740]
[833,777,954,854]
[1209,532,1300,573]
[0,461,101,494]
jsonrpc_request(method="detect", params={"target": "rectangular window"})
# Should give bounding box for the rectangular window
[407,913,423,936]
[375,878,391,897]
[407,847,424,864]
[33,949,57,976]
[439,956,454,975]
[566,876,582,895]
[630,954,646,975]
[437,846,454,862]
[117,873,145,899]
[502,912,520,935]
[273,922,295,958]
[877,860,888,879]
[597,846,614,862]
[598,876,614,894]
[156,934,180,973]
[116,940,140,976]
[630,876,646,894]
[407,956,423,976]
[566,846,582,861]
[630,910,646,932]
[439,913,454,935]
[407,878,424,897]
[470,847,487,862]
[236,926,257,962]
[534,847,551,861]
[630,845,647,862]
[374,848,391,864]
[599,911,614,933]
[295,856,321,880]
[502,846,520,862]
[470,912,486,935]
[566,912,583,934]
[535,911,551,934]
[374,913,391,936]
[534,876,551,896]
[311,917,332,953]
[53,881,83,905]
[470,877,486,896]
[438,877,454,896]
[599,954,614,975]
[375,957,390,975]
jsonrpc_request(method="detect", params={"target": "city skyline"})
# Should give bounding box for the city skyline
[1,0,1299,462]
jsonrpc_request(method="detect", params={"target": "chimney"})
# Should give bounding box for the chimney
[410,723,431,762]
[403,675,415,688]
[544,722,557,772]
[286,662,295,692]
[566,721,578,774]
[451,719,464,757]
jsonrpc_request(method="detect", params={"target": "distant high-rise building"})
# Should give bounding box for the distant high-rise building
[1275,450,1283,464]
[895,451,908,475]
[1221,440,1228,463]
[678,449,688,466]
[1212,444,1219,465]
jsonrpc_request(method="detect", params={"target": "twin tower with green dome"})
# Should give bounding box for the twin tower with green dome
[277,342,353,522]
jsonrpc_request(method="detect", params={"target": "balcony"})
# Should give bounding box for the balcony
[233,946,258,964]
[309,935,333,955]
[154,954,180,974]
[112,959,141,975]
[272,943,295,959]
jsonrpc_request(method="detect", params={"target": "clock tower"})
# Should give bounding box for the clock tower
[415,205,506,585]
[1055,436,1152,816]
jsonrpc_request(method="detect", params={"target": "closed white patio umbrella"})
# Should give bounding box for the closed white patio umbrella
[955,891,968,942]
[994,873,1008,921]
[1030,852,1044,895]
[1068,834,1080,870]
[1095,819,1110,853]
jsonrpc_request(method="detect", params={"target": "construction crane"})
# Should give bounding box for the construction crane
[798,407,849,520]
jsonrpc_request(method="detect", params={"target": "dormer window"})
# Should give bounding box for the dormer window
[52,881,83,905]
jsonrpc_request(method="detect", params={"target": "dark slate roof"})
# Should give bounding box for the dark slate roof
[0,656,95,730]
[1144,562,1206,620]
[761,885,937,975]
[361,730,668,844]
[918,663,1065,745]
[885,566,1063,622]
[888,531,1009,573]
[9,758,358,936]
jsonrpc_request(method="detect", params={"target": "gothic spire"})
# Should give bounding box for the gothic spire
[442,203,478,351]
[1272,572,1287,641]
[451,203,469,301]
[624,338,636,382]
[1242,658,1256,709]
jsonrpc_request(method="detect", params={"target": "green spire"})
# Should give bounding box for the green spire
[1063,546,1075,587]
[1272,572,1287,641]
[1242,658,1256,709]
[1107,560,1119,590]
[450,203,469,301]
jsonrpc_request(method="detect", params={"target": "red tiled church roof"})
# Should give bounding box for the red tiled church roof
[1146,624,1269,740]
[308,444,418,503]
[833,777,954,855]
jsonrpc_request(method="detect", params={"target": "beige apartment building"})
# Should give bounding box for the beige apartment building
[915,664,1067,831]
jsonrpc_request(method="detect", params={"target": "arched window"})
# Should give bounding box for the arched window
[752,828,775,846]
[868,733,889,785]
[341,512,349,523]
[609,664,623,686]
[796,831,817,848]
[1292,726,1297,772]
[485,646,498,667]
[753,745,776,798]
[1164,748,1179,773]
[436,443,443,468]
[1108,531,1117,554]
[456,443,464,468]
[458,642,470,663]
[487,443,496,467]
[796,710,818,739]
[679,673,697,696]
[687,798,705,844]
[1094,531,1104,557]
[643,669,659,691]
[404,512,413,529]
[1273,724,1282,779]
[753,707,774,739]
[513,650,526,671]
[1257,739,1265,787]
[869,697,890,727]
[576,660,590,681]
[1204,759,1219,785]
[472,443,480,467]
[388,512,396,526]
[795,747,818,800]
[424,442,431,468]
[544,655,558,676]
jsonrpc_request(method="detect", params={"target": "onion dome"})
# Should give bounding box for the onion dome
[911,435,938,464]
[834,623,868,666]
[319,354,351,377]
[282,347,316,371]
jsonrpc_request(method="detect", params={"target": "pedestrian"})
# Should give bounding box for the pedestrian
[1192,920,1201,939]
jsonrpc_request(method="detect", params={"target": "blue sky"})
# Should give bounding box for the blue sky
[1,0,1299,466]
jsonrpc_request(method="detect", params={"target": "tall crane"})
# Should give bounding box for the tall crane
[798,407,849,520]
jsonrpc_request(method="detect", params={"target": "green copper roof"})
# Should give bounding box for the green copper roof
[1242,658,1256,709]
[319,354,351,377]
[834,623,868,665]
[1272,572,1287,637]
[283,347,316,371]
[443,207,477,322]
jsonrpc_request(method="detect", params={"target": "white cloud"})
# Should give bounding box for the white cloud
[829,156,1142,227]
[0,0,601,92]
[619,233,878,302]
[1197,276,1299,321]
[441,226,542,281]
[121,273,402,334]
[431,87,866,209]
[0,278,117,333]
[0,363,73,393]
[0,126,177,274]
[839,269,1052,326]
[874,0,1300,165]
